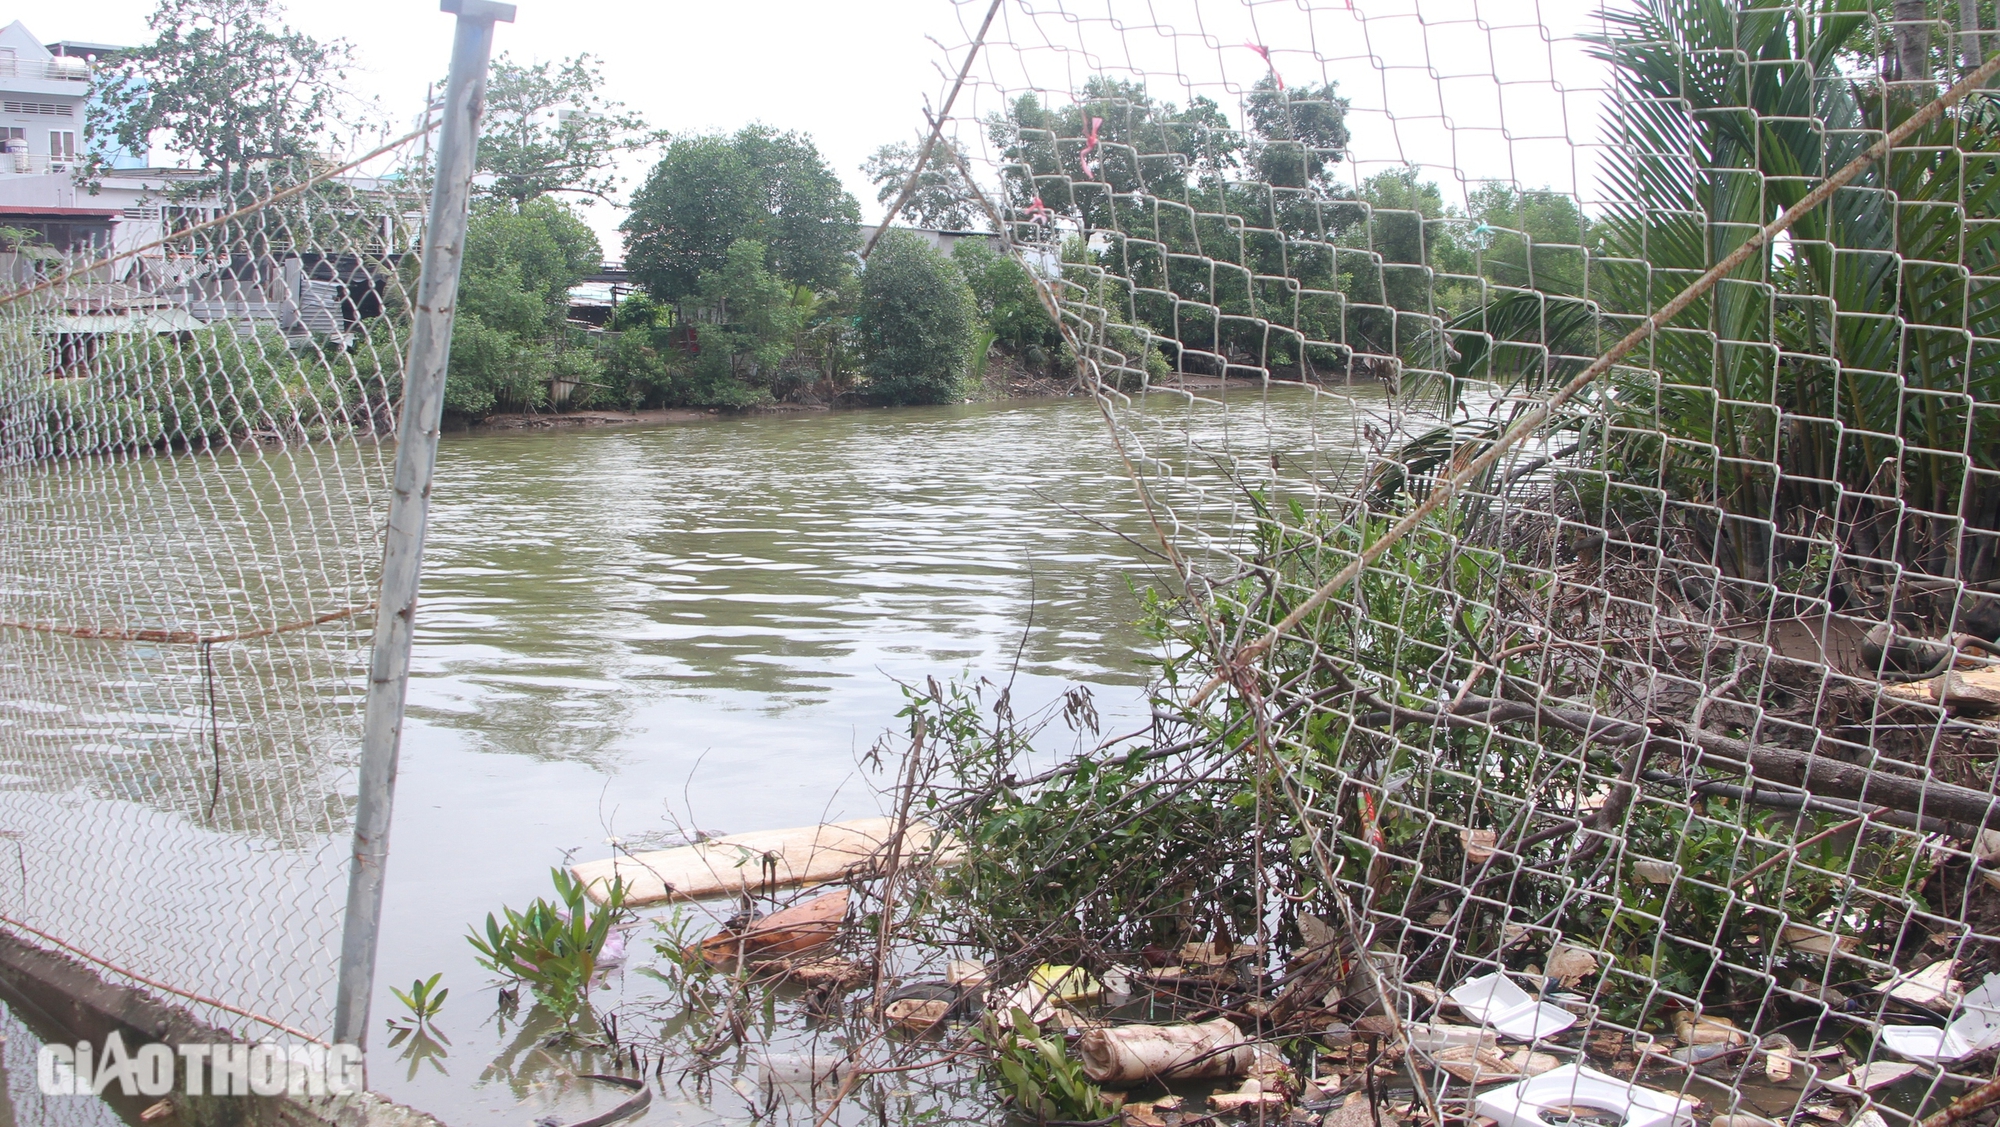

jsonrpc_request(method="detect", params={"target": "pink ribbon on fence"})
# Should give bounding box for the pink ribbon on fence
[1245,42,1284,89]
[1079,116,1103,179]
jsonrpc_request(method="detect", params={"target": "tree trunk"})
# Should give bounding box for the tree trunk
[1966,0,1985,74]
[1896,0,1934,83]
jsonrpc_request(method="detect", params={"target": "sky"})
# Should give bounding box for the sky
[45,0,1619,257]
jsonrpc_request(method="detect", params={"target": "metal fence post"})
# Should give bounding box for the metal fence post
[333,0,515,1050]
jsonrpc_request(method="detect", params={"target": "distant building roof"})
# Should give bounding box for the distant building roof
[0,206,119,218]
[46,40,129,58]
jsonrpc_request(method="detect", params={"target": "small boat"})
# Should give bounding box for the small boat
[696,888,849,966]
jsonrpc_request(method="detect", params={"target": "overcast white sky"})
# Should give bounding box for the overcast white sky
[45,0,1619,256]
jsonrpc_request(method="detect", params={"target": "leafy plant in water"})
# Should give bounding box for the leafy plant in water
[466,868,628,1019]
[390,972,448,1026]
[384,971,451,1079]
[911,675,1262,957]
[976,1007,1116,1124]
[638,905,721,996]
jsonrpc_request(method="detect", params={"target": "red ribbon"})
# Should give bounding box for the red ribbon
[1079,115,1103,179]
[1245,42,1284,89]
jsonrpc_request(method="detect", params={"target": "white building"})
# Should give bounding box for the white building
[0,20,420,347]
[0,19,190,274]
[0,19,89,176]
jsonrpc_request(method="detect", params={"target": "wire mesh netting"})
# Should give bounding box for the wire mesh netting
[0,156,426,1043]
[869,0,2000,1123]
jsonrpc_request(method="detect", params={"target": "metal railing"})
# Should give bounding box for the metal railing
[0,58,90,82]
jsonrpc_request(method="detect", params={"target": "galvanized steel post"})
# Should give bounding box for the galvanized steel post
[334,0,515,1049]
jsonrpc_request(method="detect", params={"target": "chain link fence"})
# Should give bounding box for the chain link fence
[0,156,428,1044]
[904,0,2000,1122]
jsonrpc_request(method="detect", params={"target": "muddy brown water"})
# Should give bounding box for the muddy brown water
[364,388,1381,1123]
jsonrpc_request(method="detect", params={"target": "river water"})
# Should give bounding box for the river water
[0,387,1380,1124]
[368,388,1385,1122]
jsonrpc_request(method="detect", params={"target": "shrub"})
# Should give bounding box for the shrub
[48,325,380,455]
[859,229,979,405]
[952,240,1061,357]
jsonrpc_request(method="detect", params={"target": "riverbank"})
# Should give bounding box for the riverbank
[466,370,1330,433]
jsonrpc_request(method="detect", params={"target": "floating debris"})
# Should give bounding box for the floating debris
[1449,972,1578,1040]
[946,959,989,987]
[1781,926,1860,958]
[1672,1013,1747,1046]
[1825,1061,1918,1093]
[1462,828,1498,863]
[1544,945,1599,989]
[1180,940,1258,967]
[1876,960,1962,1010]
[570,817,958,906]
[1433,1045,1557,1084]
[1208,1076,1288,1114]
[1475,1064,1696,1127]
[1077,1017,1258,1085]
[1878,973,2000,1061]
[763,954,871,988]
[1029,963,1102,1005]
[1407,1022,1498,1054]
[695,888,847,965]
[884,997,953,1031]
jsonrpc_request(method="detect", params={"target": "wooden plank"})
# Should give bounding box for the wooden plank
[696,888,849,965]
[569,816,957,906]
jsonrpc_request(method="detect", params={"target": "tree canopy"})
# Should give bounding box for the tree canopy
[986,79,1243,210]
[475,53,665,209]
[863,138,984,231]
[446,197,603,418]
[622,125,861,303]
[84,0,353,195]
[1244,75,1351,190]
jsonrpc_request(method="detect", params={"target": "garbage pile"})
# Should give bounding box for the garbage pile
[669,865,2000,1127]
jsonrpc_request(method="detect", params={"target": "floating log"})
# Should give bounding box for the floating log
[570,817,958,906]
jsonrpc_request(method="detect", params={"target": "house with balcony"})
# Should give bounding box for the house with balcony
[0,19,168,270]
[0,20,422,356]
[0,20,90,177]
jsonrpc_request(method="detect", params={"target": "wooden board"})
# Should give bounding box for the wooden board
[697,888,848,965]
[570,816,957,906]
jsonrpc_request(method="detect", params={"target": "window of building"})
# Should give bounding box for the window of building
[49,131,75,160]
[0,128,23,141]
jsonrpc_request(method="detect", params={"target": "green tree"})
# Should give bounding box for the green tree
[1244,75,1352,191]
[83,0,353,196]
[446,197,603,418]
[623,125,861,303]
[682,238,806,408]
[1461,184,1590,298]
[475,53,665,208]
[859,230,980,405]
[599,243,820,410]
[459,197,601,333]
[985,80,1243,216]
[951,240,1060,356]
[864,138,983,230]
